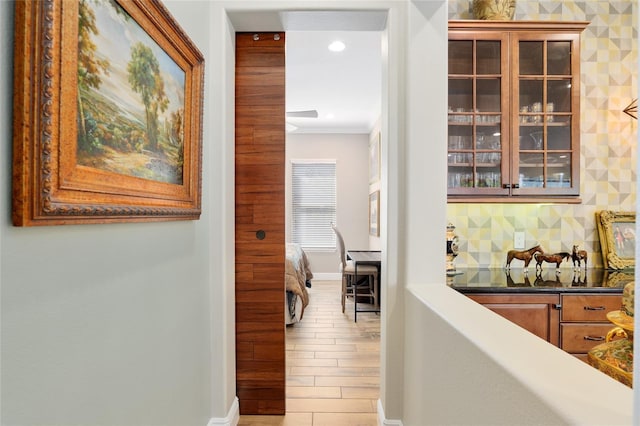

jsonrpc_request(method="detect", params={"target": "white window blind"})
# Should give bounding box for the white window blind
[291,161,337,250]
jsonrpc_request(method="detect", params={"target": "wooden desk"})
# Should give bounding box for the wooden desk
[347,250,381,322]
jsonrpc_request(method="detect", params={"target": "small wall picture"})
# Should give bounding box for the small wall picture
[369,191,380,237]
[369,131,381,183]
[596,210,636,269]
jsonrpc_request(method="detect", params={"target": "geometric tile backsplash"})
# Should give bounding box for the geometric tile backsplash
[447,1,637,268]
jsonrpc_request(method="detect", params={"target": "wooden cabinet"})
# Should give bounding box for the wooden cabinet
[466,293,560,346]
[465,292,622,360]
[560,293,622,361]
[447,21,588,202]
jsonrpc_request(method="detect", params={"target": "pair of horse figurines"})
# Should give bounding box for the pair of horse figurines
[505,244,587,271]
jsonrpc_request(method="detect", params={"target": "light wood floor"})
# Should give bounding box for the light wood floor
[238,280,381,426]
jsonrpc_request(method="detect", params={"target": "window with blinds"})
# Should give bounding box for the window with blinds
[291,161,337,250]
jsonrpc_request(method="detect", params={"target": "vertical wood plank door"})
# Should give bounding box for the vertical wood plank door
[235,32,286,415]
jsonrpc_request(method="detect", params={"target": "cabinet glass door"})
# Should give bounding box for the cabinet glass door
[448,36,508,195]
[514,37,578,195]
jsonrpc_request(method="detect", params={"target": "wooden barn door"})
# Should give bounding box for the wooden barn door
[235,32,286,415]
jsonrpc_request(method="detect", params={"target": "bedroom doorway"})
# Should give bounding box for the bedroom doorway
[234,12,386,418]
[285,27,383,285]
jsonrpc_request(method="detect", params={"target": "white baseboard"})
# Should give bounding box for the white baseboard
[311,272,341,281]
[207,397,239,426]
[207,397,401,426]
[377,399,403,426]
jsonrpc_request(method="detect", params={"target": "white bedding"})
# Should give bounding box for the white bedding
[285,243,312,324]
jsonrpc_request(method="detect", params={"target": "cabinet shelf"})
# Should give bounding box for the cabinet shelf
[519,163,570,168]
[519,121,570,127]
[448,162,501,168]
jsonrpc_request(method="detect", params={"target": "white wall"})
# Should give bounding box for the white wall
[0,1,224,425]
[404,285,633,425]
[286,133,370,275]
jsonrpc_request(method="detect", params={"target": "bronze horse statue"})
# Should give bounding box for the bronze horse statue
[572,245,588,269]
[505,245,544,270]
[534,252,570,271]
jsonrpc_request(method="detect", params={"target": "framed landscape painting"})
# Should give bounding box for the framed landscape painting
[369,131,380,183]
[369,191,380,237]
[12,0,204,225]
[596,210,636,269]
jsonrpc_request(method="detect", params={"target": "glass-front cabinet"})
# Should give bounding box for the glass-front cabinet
[448,21,588,201]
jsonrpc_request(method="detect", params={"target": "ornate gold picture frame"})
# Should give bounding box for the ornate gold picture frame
[12,0,204,226]
[596,210,636,269]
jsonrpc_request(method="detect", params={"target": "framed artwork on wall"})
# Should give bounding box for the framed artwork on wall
[596,210,636,269]
[369,131,380,183]
[12,0,205,226]
[369,190,380,237]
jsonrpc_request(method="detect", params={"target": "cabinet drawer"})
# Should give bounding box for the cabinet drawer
[560,323,614,353]
[561,294,621,322]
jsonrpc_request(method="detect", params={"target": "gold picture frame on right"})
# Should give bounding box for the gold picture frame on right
[596,210,636,269]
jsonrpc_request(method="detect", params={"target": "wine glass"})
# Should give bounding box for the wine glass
[530,131,543,150]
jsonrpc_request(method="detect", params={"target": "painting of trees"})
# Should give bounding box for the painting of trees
[127,42,169,152]
[76,0,186,185]
[12,0,204,225]
[77,0,110,152]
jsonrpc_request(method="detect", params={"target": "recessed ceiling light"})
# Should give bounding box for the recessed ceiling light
[328,41,345,52]
[326,113,335,119]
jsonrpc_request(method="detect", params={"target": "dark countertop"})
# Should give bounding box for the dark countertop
[448,268,633,294]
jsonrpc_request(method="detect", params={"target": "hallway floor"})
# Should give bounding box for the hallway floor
[238,280,380,426]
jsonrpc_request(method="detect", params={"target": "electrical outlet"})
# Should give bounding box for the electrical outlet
[514,232,525,249]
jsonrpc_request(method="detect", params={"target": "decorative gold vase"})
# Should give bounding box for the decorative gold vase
[472,0,516,20]
[587,281,634,387]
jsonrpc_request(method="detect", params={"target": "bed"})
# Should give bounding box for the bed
[285,243,312,325]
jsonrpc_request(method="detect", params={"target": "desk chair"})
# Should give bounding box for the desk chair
[331,224,378,313]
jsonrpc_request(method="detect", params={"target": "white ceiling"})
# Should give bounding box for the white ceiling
[285,30,382,134]
[227,10,385,134]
